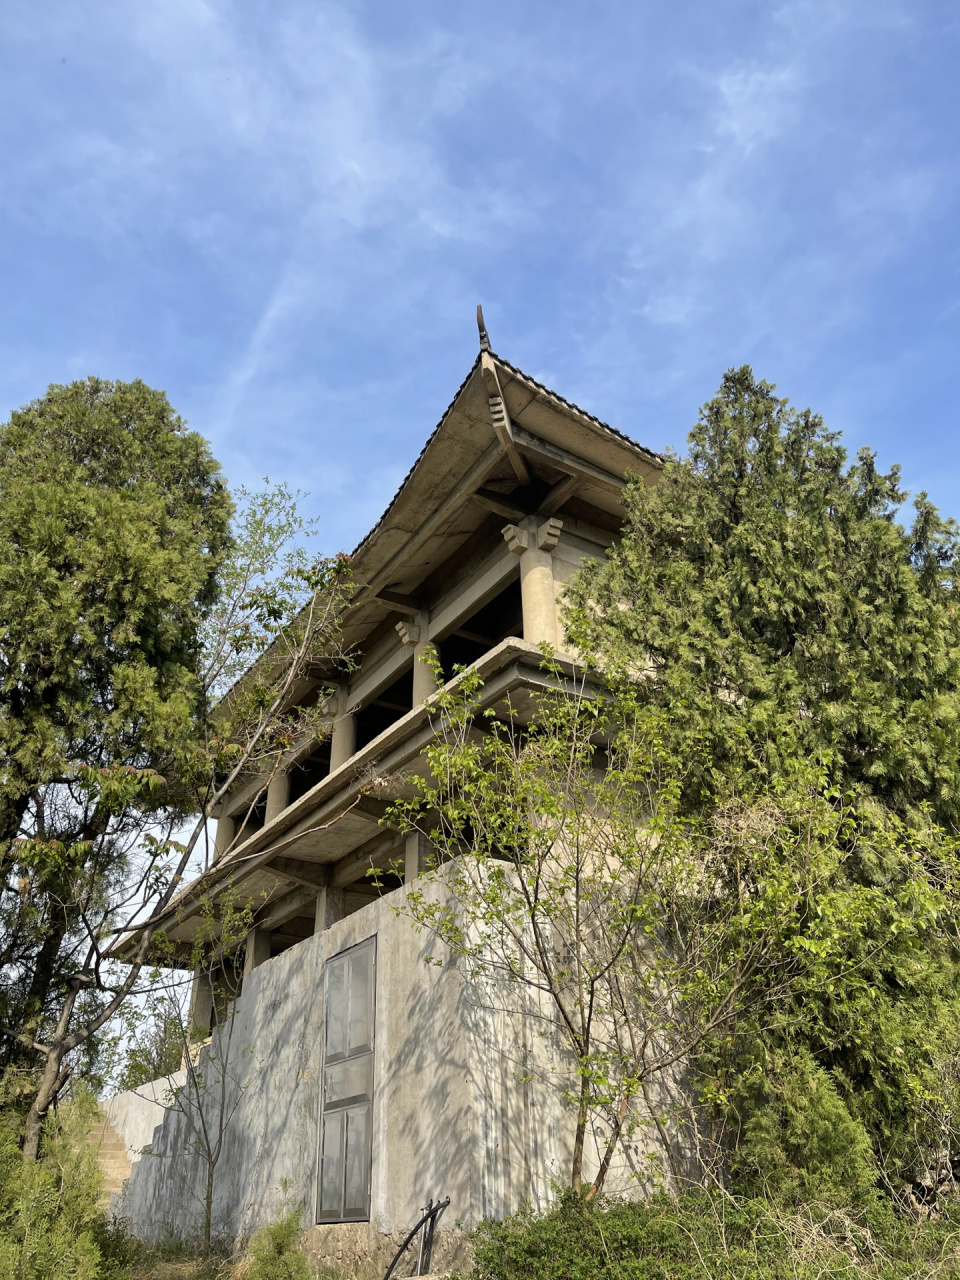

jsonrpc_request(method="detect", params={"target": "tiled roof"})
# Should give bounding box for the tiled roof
[352,350,663,559]
[493,353,664,467]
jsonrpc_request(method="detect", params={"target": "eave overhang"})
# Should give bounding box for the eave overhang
[112,638,597,965]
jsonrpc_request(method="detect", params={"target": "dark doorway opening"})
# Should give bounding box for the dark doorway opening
[355,665,414,751]
[438,576,523,681]
[289,740,332,803]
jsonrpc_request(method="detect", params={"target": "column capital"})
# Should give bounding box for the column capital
[503,515,563,555]
[395,618,421,646]
[537,517,563,551]
[502,522,532,555]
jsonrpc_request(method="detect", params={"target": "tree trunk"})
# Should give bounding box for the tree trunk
[203,1158,215,1257]
[586,1095,631,1202]
[13,914,67,1062]
[21,1045,67,1161]
[571,1075,591,1193]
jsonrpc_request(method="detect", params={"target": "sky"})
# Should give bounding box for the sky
[3,0,959,554]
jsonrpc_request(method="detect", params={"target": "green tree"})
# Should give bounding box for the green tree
[112,992,185,1093]
[565,366,960,827]
[0,1082,135,1280]
[0,377,230,1098]
[0,380,353,1161]
[563,367,960,1196]
[389,658,960,1201]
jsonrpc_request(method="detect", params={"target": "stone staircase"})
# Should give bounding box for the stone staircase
[87,1105,131,1207]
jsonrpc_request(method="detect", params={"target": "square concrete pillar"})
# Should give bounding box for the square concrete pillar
[243,926,271,976]
[315,883,346,933]
[403,831,432,881]
[329,693,356,772]
[187,967,214,1039]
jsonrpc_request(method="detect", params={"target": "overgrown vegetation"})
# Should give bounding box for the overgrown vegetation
[0,1086,320,1280]
[244,1207,313,1280]
[462,1191,960,1280]
[0,1085,140,1280]
[562,367,960,1201]
[7,363,960,1277]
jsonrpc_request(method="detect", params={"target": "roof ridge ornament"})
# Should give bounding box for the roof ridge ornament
[476,304,491,352]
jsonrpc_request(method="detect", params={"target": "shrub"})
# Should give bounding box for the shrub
[0,1081,138,1280]
[244,1207,311,1280]
[465,1191,960,1280]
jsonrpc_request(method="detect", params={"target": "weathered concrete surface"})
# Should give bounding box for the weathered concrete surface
[104,1071,184,1161]
[107,878,680,1254]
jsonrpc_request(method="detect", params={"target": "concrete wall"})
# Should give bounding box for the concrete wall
[107,880,682,1267]
[104,1071,185,1162]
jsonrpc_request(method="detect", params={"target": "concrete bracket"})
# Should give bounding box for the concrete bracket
[502,523,532,555]
[537,517,563,551]
[395,619,421,646]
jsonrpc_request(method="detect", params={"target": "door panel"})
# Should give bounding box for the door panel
[317,937,376,1223]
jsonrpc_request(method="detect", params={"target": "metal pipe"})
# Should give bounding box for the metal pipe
[382,1195,450,1280]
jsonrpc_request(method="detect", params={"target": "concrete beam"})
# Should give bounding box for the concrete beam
[270,857,329,890]
[375,589,420,616]
[354,795,394,822]
[481,353,531,486]
[357,440,503,602]
[472,487,530,520]
[110,641,583,955]
[255,885,318,933]
[426,549,517,644]
[346,645,412,716]
[512,424,626,494]
[538,473,580,516]
[330,829,403,890]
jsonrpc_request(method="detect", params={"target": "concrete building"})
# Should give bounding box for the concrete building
[104,329,668,1275]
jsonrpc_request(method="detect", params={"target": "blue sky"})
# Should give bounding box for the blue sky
[3,0,958,553]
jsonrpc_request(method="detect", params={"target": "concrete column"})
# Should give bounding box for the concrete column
[396,613,439,704]
[403,831,432,881]
[265,770,290,825]
[213,812,235,863]
[314,883,346,933]
[187,968,214,1038]
[503,517,563,649]
[329,691,356,772]
[243,926,271,976]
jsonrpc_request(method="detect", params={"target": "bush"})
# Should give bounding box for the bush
[0,1082,138,1280]
[244,1207,311,1280]
[465,1191,960,1280]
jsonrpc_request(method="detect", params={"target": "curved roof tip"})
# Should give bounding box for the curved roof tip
[476,304,491,353]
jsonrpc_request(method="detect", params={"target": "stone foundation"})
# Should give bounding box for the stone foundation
[302,1221,471,1280]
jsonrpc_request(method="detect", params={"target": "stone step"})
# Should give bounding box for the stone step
[84,1106,132,1207]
